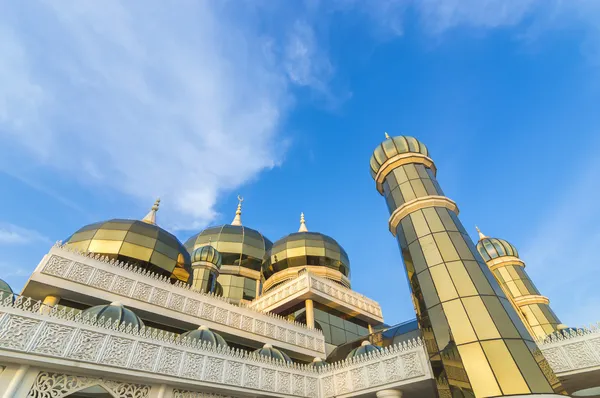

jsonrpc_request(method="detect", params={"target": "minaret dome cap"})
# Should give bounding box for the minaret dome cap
[475,227,519,261]
[370,134,429,179]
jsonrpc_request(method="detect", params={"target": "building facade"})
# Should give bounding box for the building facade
[0,134,598,398]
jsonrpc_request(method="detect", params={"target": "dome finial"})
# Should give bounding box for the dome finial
[384,132,391,139]
[231,195,244,226]
[475,226,487,240]
[142,198,160,225]
[299,212,308,232]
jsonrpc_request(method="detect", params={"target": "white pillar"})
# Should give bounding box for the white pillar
[255,278,261,297]
[2,365,30,398]
[305,299,315,329]
[376,389,402,398]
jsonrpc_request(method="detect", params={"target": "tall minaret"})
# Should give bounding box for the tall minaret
[475,227,563,340]
[370,135,564,397]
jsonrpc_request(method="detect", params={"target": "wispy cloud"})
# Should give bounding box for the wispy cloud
[0,1,336,228]
[0,223,49,245]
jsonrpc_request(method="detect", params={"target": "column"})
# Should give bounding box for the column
[376,389,402,398]
[305,299,315,329]
[370,135,565,397]
[2,365,29,398]
[256,278,261,298]
[40,295,60,315]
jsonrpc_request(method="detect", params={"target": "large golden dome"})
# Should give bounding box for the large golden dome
[184,198,272,271]
[262,213,350,285]
[64,200,191,283]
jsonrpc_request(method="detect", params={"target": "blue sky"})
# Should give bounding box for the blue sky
[1,1,600,328]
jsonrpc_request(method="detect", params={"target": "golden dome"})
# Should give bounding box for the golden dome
[475,227,519,262]
[370,135,429,179]
[184,199,272,271]
[64,200,191,283]
[262,214,350,282]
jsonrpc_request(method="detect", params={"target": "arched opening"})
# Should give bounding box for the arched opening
[66,385,115,398]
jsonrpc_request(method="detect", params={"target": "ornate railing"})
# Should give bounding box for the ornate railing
[250,270,383,320]
[0,292,431,398]
[538,325,600,375]
[33,244,325,354]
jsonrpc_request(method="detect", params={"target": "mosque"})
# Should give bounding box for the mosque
[0,135,598,398]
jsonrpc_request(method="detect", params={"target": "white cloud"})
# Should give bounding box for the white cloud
[0,1,333,228]
[0,223,49,245]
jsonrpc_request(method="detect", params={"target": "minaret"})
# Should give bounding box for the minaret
[475,227,563,340]
[142,198,160,225]
[231,195,243,226]
[370,135,564,397]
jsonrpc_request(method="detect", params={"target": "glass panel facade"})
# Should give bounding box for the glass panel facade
[379,160,563,397]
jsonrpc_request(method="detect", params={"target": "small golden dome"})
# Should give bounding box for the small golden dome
[475,227,519,261]
[370,135,429,179]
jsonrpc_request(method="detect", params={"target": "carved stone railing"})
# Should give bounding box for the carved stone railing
[538,326,600,375]
[0,293,431,398]
[0,294,320,398]
[31,244,325,355]
[319,338,431,397]
[250,270,383,321]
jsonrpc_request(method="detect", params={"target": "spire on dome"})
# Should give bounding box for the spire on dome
[475,226,487,240]
[298,212,308,232]
[231,195,244,226]
[142,198,160,225]
[385,132,391,139]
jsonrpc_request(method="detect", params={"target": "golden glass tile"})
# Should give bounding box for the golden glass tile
[373,145,387,165]
[428,304,451,350]
[399,181,416,202]
[393,167,409,184]
[408,241,428,273]
[422,207,445,233]
[420,234,444,266]
[430,264,459,302]
[172,267,190,282]
[422,179,439,196]
[481,340,530,394]
[68,230,97,242]
[216,241,243,253]
[462,297,501,340]
[457,342,502,397]
[481,296,520,339]
[442,299,477,345]
[463,261,494,295]
[521,306,540,326]
[124,232,157,249]
[404,163,419,179]
[506,266,520,280]
[514,279,530,295]
[446,261,478,297]
[287,247,307,257]
[499,298,533,340]
[506,339,554,393]
[119,242,153,262]
[505,281,522,297]
[88,239,123,254]
[448,232,475,261]
[498,267,512,283]
[93,229,128,241]
[435,208,459,232]
[65,240,91,251]
[150,251,175,271]
[410,211,431,238]
[410,179,428,197]
[401,217,418,246]
[416,270,441,309]
[433,232,460,262]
